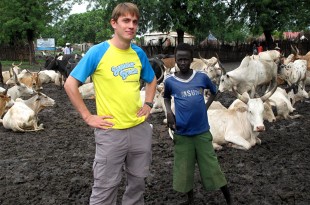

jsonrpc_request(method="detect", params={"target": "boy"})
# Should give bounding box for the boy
[164,43,232,204]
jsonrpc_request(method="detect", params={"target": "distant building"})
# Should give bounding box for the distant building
[142,31,195,46]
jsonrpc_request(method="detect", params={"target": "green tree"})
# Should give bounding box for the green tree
[0,0,77,63]
[231,0,310,49]
[95,0,245,45]
[62,10,113,44]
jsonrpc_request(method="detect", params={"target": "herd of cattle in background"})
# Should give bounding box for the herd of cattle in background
[0,45,310,151]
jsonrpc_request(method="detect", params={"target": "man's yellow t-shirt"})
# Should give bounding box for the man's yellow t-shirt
[70,41,155,129]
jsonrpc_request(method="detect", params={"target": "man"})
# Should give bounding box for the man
[64,43,71,54]
[64,2,157,205]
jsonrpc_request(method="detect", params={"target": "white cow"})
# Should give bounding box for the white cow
[286,84,309,106]
[79,82,95,99]
[218,55,277,97]
[209,85,277,150]
[6,81,35,101]
[265,87,301,120]
[2,63,21,84]
[1,92,55,132]
[140,84,165,114]
[278,59,307,90]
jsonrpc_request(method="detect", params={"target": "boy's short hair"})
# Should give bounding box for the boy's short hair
[111,2,140,21]
[175,43,193,58]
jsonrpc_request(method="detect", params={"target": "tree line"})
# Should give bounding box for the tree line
[0,0,309,63]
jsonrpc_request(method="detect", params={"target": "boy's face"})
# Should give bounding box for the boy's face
[175,50,192,73]
[111,13,138,42]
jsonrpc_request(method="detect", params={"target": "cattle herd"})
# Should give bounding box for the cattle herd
[0,47,310,204]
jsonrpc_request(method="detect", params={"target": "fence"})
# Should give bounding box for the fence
[1,40,309,62]
[142,40,310,62]
[0,45,30,61]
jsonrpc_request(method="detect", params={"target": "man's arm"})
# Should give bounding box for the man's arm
[137,77,157,118]
[64,76,114,129]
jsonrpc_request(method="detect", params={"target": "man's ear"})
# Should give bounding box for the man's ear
[110,19,116,29]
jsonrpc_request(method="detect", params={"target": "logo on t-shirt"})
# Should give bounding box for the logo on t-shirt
[111,62,138,80]
[180,88,203,97]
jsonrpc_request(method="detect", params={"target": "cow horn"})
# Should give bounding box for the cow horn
[291,45,297,55]
[260,82,277,102]
[198,52,209,65]
[12,61,22,67]
[294,46,300,55]
[13,69,20,85]
[156,59,165,83]
[2,85,9,95]
[232,86,249,104]
[215,53,226,75]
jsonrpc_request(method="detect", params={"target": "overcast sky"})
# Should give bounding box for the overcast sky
[70,2,88,14]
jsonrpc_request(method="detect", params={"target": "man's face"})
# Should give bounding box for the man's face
[175,50,192,73]
[111,13,138,41]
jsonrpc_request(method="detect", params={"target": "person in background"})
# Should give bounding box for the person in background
[164,43,232,205]
[275,43,281,54]
[64,2,157,205]
[64,43,71,54]
[253,43,258,55]
[257,43,263,53]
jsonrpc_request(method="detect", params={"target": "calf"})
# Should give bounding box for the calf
[1,92,55,132]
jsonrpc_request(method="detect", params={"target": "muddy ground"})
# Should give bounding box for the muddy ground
[0,62,309,205]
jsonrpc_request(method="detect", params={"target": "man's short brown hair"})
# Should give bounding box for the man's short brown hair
[111,2,140,21]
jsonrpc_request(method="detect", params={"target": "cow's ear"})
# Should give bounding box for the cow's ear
[236,107,247,112]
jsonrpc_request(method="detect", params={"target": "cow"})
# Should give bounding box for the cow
[160,55,222,83]
[286,83,309,106]
[0,87,12,118]
[265,87,301,120]
[2,63,22,84]
[218,55,277,97]
[44,54,79,86]
[196,54,222,84]
[78,82,95,99]
[5,71,35,101]
[256,50,281,63]
[278,59,307,90]
[209,84,277,150]
[1,92,55,132]
[140,84,165,114]
[291,46,310,70]
[6,69,42,90]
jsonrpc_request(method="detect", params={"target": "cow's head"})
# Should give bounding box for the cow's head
[233,83,277,132]
[218,74,233,92]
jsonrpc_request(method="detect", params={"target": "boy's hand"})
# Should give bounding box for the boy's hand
[166,112,176,131]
